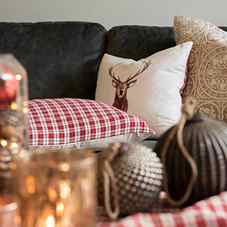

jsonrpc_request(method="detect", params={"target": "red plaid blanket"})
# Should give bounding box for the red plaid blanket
[98,192,227,227]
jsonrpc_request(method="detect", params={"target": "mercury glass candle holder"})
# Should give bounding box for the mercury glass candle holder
[15,149,96,227]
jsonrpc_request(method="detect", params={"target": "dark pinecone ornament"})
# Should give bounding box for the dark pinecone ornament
[154,97,227,207]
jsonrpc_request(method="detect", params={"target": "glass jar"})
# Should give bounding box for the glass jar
[0,54,28,194]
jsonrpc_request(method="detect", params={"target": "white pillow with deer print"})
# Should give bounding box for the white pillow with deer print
[95,41,193,136]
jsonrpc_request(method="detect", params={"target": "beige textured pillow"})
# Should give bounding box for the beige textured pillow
[174,16,227,120]
[95,42,192,136]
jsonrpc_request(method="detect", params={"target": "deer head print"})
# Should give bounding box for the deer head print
[109,60,150,112]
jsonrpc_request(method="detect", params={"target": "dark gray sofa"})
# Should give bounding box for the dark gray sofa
[1,21,222,147]
[1,21,226,99]
[0,22,177,100]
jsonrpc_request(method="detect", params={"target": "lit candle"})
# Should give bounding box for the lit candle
[56,201,64,217]
[59,180,71,199]
[45,215,55,227]
[36,207,56,227]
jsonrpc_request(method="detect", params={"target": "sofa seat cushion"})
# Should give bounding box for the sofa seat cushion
[28,98,155,149]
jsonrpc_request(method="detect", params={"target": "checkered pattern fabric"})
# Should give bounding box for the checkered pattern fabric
[28,98,154,147]
[98,192,227,227]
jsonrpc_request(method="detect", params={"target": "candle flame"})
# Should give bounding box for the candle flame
[56,201,64,217]
[37,207,56,227]
[23,107,28,113]
[10,102,17,110]
[25,175,36,194]
[0,139,7,147]
[2,73,13,80]
[59,162,70,172]
[10,142,18,149]
[48,187,58,202]
[46,215,55,227]
[15,74,22,80]
[59,181,71,199]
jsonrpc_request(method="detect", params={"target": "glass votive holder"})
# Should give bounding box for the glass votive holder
[14,149,96,227]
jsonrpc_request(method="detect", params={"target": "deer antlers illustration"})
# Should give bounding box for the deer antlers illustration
[109,60,150,85]
[108,60,150,112]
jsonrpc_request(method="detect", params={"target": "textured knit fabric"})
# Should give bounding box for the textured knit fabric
[174,16,227,121]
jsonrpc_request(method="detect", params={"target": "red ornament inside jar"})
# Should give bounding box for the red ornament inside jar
[0,67,19,109]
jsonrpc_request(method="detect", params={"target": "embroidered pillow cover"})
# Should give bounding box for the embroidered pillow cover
[174,16,227,120]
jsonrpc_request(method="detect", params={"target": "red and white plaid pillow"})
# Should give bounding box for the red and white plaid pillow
[98,191,227,227]
[28,98,155,148]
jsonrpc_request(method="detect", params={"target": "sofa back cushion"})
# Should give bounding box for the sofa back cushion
[106,25,227,60]
[0,22,106,99]
[106,26,176,60]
